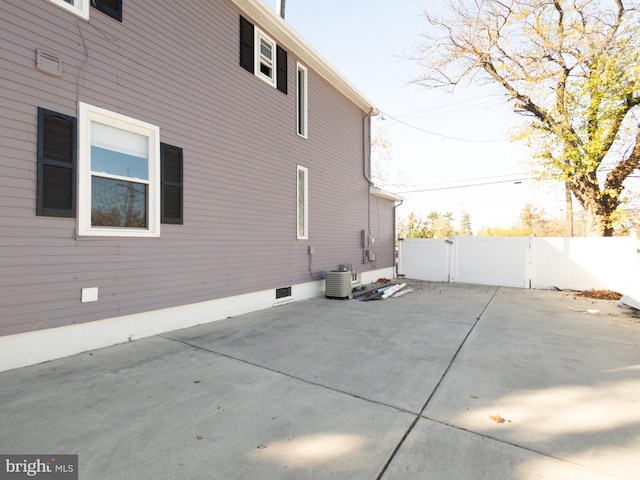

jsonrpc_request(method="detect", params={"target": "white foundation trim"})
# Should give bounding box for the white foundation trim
[0,268,391,372]
[360,267,395,284]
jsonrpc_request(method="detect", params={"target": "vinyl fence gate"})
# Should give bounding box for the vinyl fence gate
[397,235,639,293]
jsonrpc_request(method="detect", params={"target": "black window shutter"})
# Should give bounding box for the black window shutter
[37,108,76,218]
[160,143,183,225]
[92,0,122,22]
[239,16,255,74]
[277,45,288,94]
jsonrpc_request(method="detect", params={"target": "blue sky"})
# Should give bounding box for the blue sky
[262,0,568,232]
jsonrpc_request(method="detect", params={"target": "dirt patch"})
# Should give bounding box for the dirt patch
[575,289,623,301]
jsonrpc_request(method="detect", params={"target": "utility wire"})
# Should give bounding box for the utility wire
[398,176,538,194]
[379,110,511,143]
[395,95,503,122]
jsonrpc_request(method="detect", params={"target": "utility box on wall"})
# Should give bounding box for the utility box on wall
[325,271,353,299]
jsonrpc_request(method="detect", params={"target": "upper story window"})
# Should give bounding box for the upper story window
[46,0,89,20]
[239,16,288,95]
[78,103,160,237]
[297,63,308,138]
[256,31,276,87]
[45,0,122,21]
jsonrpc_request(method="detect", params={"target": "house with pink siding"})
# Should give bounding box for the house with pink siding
[0,0,401,371]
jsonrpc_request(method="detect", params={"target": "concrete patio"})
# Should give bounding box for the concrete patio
[1,282,639,479]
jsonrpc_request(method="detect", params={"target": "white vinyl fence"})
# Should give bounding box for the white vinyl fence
[398,234,640,293]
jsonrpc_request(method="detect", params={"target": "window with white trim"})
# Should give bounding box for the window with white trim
[255,29,276,87]
[297,165,308,239]
[239,16,288,94]
[46,0,89,20]
[297,63,308,138]
[78,103,160,237]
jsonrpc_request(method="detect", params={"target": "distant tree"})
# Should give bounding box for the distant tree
[519,202,547,236]
[398,211,467,238]
[478,202,572,236]
[427,211,457,238]
[477,225,530,237]
[460,212,473,236]
[397,211,429,238]
[417,0,640,236]
[371,126,393,187]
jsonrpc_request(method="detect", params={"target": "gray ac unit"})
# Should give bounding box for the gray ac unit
[325,271,353,299]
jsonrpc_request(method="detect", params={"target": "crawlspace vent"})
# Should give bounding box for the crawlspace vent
[276,286,292,299]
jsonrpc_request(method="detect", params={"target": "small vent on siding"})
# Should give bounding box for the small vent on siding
[36,49,63,77]
[275,286,292,299]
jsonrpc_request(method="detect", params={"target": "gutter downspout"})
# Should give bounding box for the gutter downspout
[393,198,403,278]
[363,107,376,187]
[363,107,376,265]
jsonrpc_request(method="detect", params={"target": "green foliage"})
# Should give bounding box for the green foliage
[398,211,472,238]
[419,0,640,235]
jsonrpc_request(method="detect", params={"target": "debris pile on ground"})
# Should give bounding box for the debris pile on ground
[353,282,411,301]
[575,289,623,301]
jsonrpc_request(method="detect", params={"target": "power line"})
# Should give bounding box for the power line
[379,110,511,143]
[393,93,504,120]
[398,176,538,194]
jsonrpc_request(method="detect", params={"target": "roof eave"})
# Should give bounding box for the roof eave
[228,0,378,115]
[370,186,405,202]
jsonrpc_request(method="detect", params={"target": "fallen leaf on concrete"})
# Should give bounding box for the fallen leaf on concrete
[489,415,511,423]
[470,395,480,399]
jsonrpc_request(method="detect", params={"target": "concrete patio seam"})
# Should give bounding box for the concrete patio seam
[373,286,501,480]
[160,334,415,415]
[419,416,623,479]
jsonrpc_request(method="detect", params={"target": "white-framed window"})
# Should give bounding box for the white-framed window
[297,165,308,239]
[240,16,288,94]
[255,29,277,87]
[46,0,90,20]
[78,102,160,237]
[297,63,308,138]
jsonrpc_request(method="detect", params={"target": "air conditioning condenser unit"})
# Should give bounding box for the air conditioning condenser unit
[325,271,353,299]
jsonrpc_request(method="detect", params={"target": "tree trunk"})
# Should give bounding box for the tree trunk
[582,199,613,236]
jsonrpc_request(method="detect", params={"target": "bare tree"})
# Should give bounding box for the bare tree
[417,0,640,235]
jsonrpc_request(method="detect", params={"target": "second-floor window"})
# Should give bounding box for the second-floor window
[256,31,276,86]
[297,63,308,138]
[239,16,288,95]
